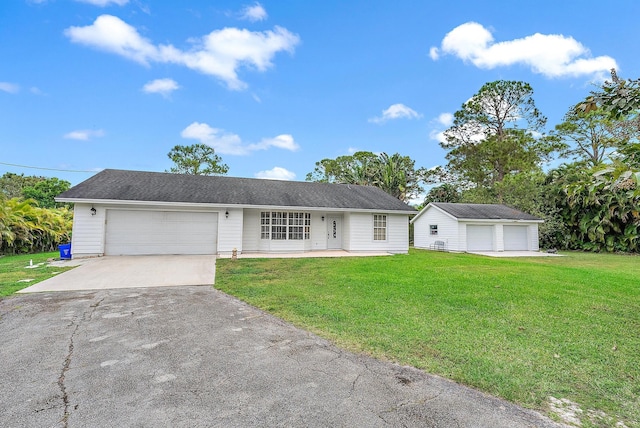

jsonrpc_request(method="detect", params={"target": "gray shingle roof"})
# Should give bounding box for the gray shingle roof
[432,203,540,220]
[57,169,416,212]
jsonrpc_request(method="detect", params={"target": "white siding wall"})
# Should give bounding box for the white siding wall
[70,203,106,257]
[218,208,243,254]
[458,223,466,252]
[342,213,350,250]
[242,209,260,252]
[495,224,504,252]
[346,212,408,253]
[413,208,460,251]
[530,224,540,251]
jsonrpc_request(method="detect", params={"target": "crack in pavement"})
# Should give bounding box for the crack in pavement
[57,297,103,428]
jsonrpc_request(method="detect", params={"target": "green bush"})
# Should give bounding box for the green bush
[0,197,73,254]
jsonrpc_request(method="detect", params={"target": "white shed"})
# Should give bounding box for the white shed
[411,203,543,253]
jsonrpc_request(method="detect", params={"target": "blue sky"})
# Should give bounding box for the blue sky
[2,0,639,201]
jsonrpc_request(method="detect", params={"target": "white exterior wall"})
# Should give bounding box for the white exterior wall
[242,209,260,252]
[71,203,411,256]
[413,207,459,251]
[458,223,466,252]
[70,203,106,257]
[529,224,540,251]
[495,224,504,252]
[345,212,408,253]
[218,208,243,254]
[342,213,350,250]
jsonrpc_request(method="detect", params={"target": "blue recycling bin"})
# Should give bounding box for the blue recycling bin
[59,243,71,260]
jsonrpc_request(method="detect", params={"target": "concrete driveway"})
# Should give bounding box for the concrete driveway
[0,287,562,427]
[18,255,216,293]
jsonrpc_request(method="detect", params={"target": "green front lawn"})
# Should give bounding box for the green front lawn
[216,250,640,427]
[0,252,75,296]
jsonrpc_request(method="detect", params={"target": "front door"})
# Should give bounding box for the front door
[327,216,342,249]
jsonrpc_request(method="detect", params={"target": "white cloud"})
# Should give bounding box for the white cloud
[64,129,105,141]
[142,78,180,97]
[241,2,268,22]
[64,15,299,90]
[255,167,296,180]
[247,134,299,152]
[0,82,20,94]
[429,112,455,144]
[429,129,447,144]
[181,122,299,155]
[369,103,422,124]
[74,0,129,6]
[431,22,617,79]
[436,112,453,127]
[429,46,439,61]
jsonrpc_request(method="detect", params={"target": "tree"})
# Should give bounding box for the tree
[305,151,379,184]
[22,177,71,208]
[166,143,229,176]
[0,173,45,199]
[306,151,423,202]
[556,98,640,167]
[580,69,640,119]
[422,184,461,205]
[440,81,559,188]
[444,80,546,148]
[431,80,562,201]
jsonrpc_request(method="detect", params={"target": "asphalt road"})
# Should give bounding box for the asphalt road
[0,286,562,427]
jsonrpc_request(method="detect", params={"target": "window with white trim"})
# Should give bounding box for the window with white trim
[260,212,311,240]
[373,214,387,241]
[430,224,438,235]
[260,211,270,239]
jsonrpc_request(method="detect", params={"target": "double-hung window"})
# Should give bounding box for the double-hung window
[373,214,387,241]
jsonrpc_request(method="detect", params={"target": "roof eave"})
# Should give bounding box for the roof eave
[56,197,416,214]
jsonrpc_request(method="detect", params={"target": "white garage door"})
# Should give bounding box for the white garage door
[504,225,529,251]
[467,225,494,251]
[105,210,218,255]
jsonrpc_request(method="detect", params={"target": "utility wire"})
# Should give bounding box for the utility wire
[0,161,97,173]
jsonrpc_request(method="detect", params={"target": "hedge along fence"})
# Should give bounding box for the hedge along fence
[0,198,73,255]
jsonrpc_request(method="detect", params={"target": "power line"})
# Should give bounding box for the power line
[0,161,97,173]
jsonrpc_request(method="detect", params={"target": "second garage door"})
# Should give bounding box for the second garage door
[466,225,494,251]
[105,210,218,255]
[503,225,529,251]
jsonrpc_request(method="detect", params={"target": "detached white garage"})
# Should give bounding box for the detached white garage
[412,203,543,253]
[105,210,218,255]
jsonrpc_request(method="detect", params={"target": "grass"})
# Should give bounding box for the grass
[0,252,75,296]
[216,250,640,427]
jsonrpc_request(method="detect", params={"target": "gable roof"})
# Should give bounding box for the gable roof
[57,169,416,213]
[411,202,541,223]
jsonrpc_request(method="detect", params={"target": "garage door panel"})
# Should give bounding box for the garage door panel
[467,225,493,251]
[105,210,218,255]
[504,225,528,251]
